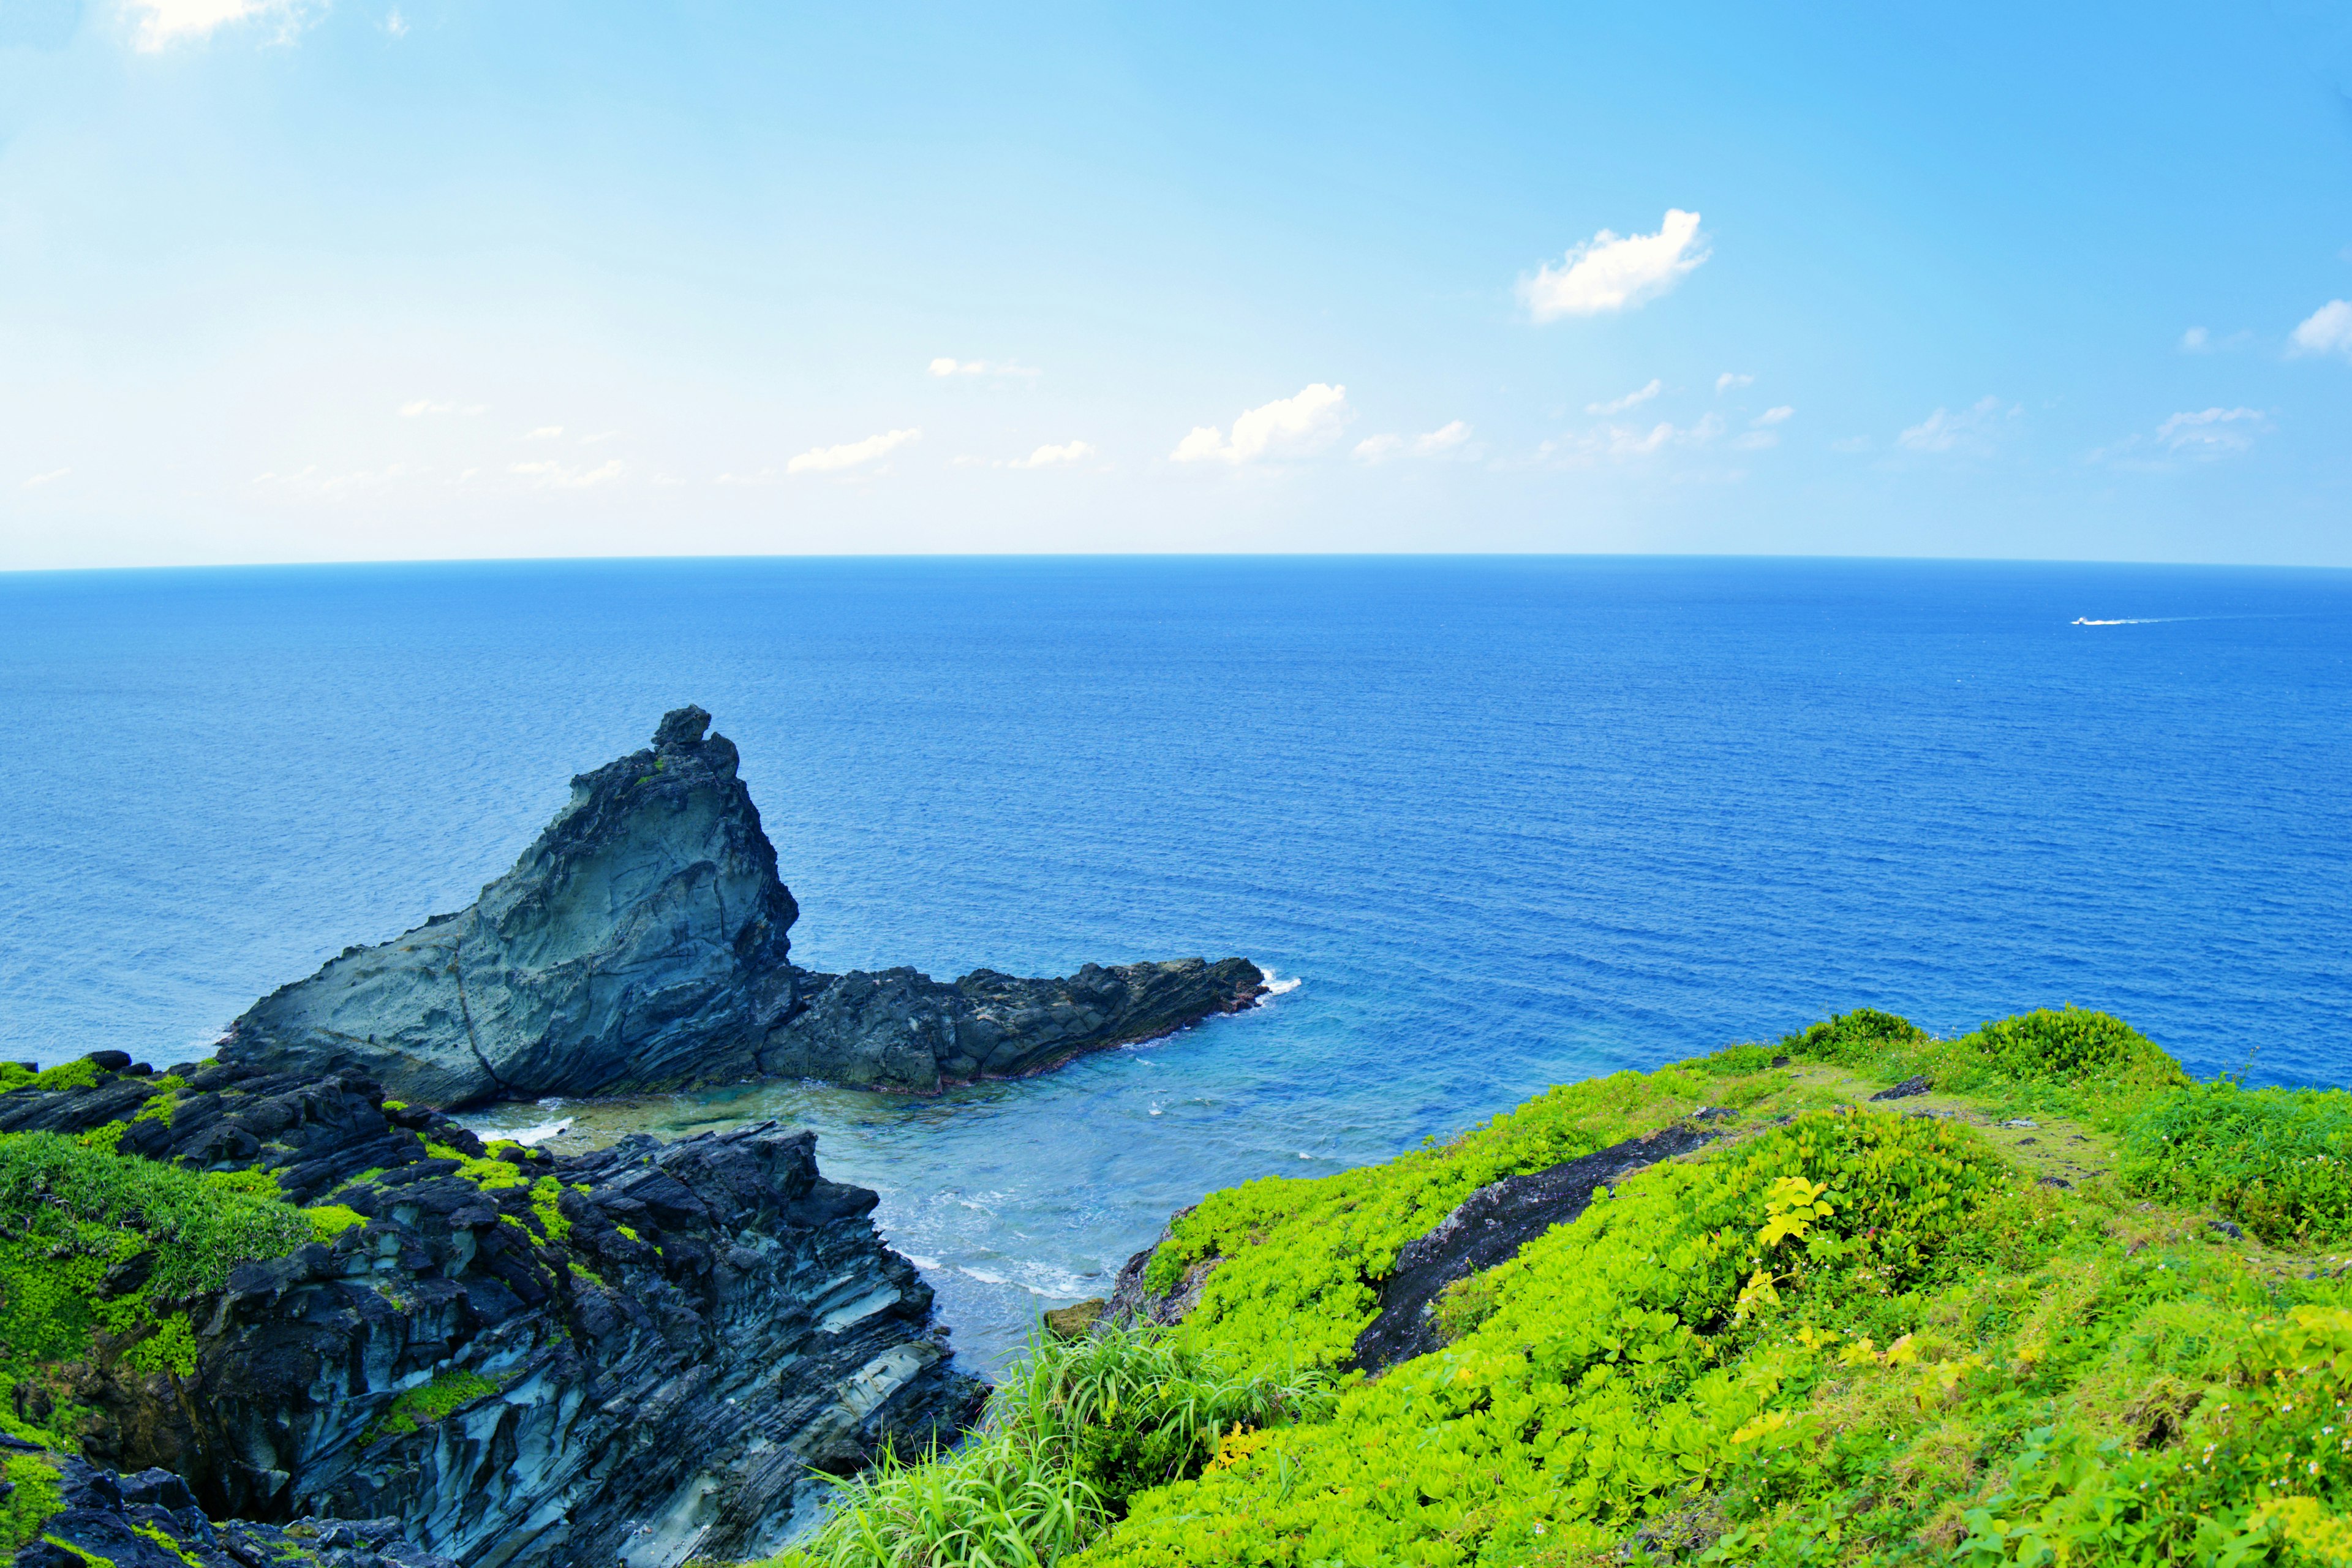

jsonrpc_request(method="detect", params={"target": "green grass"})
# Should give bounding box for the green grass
[1,1450,64,1557]
[734,1007,2352,1568]
[764,1323,1332,1568]
[368,1368,500,1440]
[2118,1080,2352,1245]
[0,1130,317,1406]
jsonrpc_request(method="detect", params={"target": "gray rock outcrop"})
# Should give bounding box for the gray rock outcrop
[0,1057,985,1568]
[217,707,1265,1106]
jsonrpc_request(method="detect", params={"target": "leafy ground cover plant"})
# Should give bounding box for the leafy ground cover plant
[0,1129,328,1438]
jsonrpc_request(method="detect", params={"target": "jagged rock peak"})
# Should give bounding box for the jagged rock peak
[220,707,801,1107]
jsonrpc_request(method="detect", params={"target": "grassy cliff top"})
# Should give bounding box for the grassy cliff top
[769,1006,2352,1568]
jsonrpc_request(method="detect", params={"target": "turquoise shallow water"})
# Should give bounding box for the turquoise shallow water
[2,556,2348,1369]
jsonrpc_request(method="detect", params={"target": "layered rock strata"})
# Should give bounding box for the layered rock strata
[0,1057,984,1568]
[218,706,1265,1105]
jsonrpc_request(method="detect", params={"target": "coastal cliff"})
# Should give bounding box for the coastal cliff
[217,707,1264,1105]
[0,1054,982,1567]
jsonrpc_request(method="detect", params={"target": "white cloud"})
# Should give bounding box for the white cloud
[999,440,1097,470]
[1731,412,1790,450]
[399,398,484,417]
[126,0,310,50]
[384,7,407,36]
[714,469,777,487]
[2180,326,2209,352]
[2157,406,2266,456]
[510,459,624,489]
[1518,209,1709,320]
[1716,372,1754,393]
[1172,383,1351,464]
[21,468,69,489]
[522,426,564,440]
[1354,421,1474,463]
[253,463,413,497]
[928,358,1041,379]
[1829,435,1873,454]
[2289,300,2352,359]
[1586,380,1662,416]
[1542,413,1722,466]
[786,428,920,475]
[1898,396,2015,455]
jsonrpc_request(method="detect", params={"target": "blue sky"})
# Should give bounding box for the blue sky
[2,1,2349,567]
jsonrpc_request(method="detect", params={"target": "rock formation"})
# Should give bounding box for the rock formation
[0,1056,984,1567]
[217,706,1265,1106]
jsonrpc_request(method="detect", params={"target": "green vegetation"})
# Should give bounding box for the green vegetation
[425,1139,528,1189]
[368,1369,500,1440]
[2119,1081,2352,1245]
[772,1323,1331,1567]
[1,1450,64,1557]
[0,1060,105,1095]
[0,1130,317,1409]
[752,1008,2352,1568]
[529,1175,576,1242]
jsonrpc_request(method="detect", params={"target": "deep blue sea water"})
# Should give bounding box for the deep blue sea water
[2,556,2348,1368]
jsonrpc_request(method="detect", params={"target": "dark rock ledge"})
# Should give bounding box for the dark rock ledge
[1099,1116,1732,1373]
[217,706,1266,1106]
[0,1057,984,1568]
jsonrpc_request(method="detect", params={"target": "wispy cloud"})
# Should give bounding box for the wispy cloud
[384,7,407,36]
[998,440,1096,470]
[1353,421,1474,464]
[1898,396,2016,455]
[522,426,564,440]
[1716,372,1754,393]
[2158,407,2266,455]
[510,459,624,489]
[1730,406,1795,450]
[1172,383,1351,464]
[2289,300,2352,359]
[399,398,485,417]
[126,0,314,50]
[2089,407,2269,467]
[1540,413,1722,466]
[1519,209,1708,320]
[21,468,69,489]
[253,463,413,497]
[787,428,920,475]
[1586,380,1662,416]
[928,358,1041,380]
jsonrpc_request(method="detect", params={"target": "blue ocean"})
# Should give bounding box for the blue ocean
[2,556,2347,1368]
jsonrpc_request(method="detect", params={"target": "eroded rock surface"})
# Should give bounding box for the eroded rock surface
[0,1060,984,1568]
[217,707,1264,1104]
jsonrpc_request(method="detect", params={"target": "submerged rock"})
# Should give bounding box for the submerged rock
[0,1058,984,1567]
[218,706,1264,1104]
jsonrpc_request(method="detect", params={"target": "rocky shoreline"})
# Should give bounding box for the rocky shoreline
[218,707,1265,1105]
[0,1052,984,1567]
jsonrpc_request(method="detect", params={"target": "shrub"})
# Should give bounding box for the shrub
[0,1130,316,1422]
[1080,1109,2013,1566]
[767,1323,1330,1568]
[370,1369,500,1439]
[1962,1008,2187,1092]
[1143,1065,1758,1373]
[2120,1082,2352,1245]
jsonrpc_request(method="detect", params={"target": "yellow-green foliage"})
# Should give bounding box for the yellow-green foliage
[0,1131,316,1411]
[529,1175,573,1242]
[1,1450,64,1556]
[424,1140,527,1190]
[1144,1063,1778,1373]
[369,1368,499,1439]
[132,1078,186,1126]
[132,1520,205,1568]
[1083,1110,2011,1566]
[1784,1006,2188,1129]
[0,1060,105,1094]
[773,1008,2352,1568]
[304,1205,368,1243]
